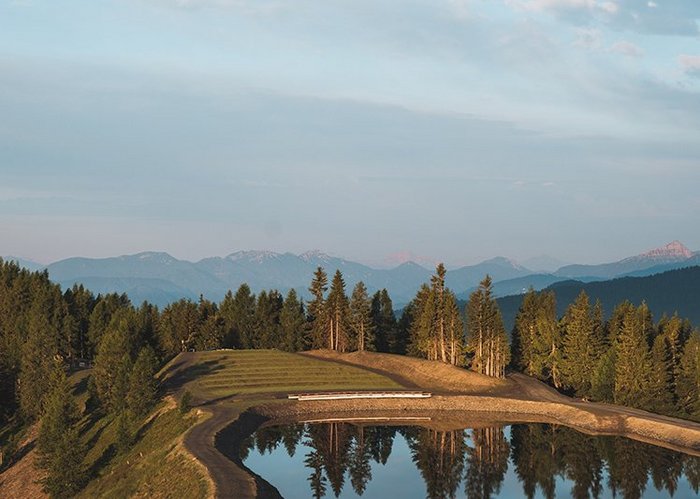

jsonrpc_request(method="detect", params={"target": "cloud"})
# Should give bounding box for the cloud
[679,55,700,78]
[512,0,700,36]
[574,27,603,49]
[609,40,643,58]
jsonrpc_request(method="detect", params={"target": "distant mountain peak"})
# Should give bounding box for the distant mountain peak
[637,241,692,260]
[299,249,332,262]
[226,250,281,263]
[131,252,176,263]
[482,256,527,270]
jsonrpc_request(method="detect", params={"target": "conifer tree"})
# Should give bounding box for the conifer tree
[326,270,350,352]
[614,305,654,408]
[18,306,59,419]
[371,289,398,353]
[513,288,539,376]
[349,282,374,352]
[407,284,433,359]
[590,347,616,402]
[307,267,328,349]
[532,292,562,388]
[253,290,283,349]
[219,284,256,349]
[37,362,86,498]
[126,346,158,418]
[647,335,675,415]
[661,314,685,398]
[466,275,510,378]
[280,289,307,352]
[676,331,700,420]
[561,291,600,397]
[93,309,136,413]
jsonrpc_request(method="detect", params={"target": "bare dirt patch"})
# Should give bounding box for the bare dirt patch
[302,350,510,395]
[0,424,47,499]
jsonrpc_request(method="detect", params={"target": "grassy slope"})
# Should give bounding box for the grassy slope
[76,400,209,499]
[167,349,403,401]
[0,370,212,499]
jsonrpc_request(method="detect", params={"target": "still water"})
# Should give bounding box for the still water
[240,421,700,499]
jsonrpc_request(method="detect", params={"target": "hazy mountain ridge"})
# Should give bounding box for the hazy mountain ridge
[555,241,697,279]
[2,250,534,307]
[497,265,700,333]
[3,241,697,308]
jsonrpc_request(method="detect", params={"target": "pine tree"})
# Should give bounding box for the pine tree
[280,289,307,352]
[647,335,675,415]
[37,362,86,498]
[219,285,256,349]
[349,282,374,352]
[561,291,600,397]
[614,305,654,408]
[407,284,433,359]
[92,309,136,413]
[532,292,562,388]
[307,267,328,350]
[127,346,158,418]
[590,346,615,402]
[661,314,684,399]
[444,290,465,366]
[371,289,398,353]
[194,297,224,351]
[253,290,283,349]
[18,303,59,419]
[513,288,539,376]
[676,331,700,420]
[466,275,510,378]
[326,270,350,352]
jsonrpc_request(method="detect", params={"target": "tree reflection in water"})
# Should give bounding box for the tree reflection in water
[240,422,700,498]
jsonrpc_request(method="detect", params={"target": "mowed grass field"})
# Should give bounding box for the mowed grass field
[171,349,404,399]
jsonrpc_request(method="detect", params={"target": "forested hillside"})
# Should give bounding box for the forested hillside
[498,266,700,331]
[2,258,700,497]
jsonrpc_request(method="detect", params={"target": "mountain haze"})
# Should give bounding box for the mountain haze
[3,241,697,308]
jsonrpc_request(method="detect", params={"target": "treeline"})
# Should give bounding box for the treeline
[3,256,700,493]
[0,260,160,496]
[512,288,700,421]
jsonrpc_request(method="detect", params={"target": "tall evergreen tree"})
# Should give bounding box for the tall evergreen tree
[466,275,510,378]
[647,334,675,415]
[18,290,61,419]
[676,331,700,420]
[37,362,86,498]
[280,289,307,352]
[513,288,540,376]
[371,289,398,353]
[614,305,654,408]
[93,309,137,413]
[307,267,328,350]
[561,291,600,397]
[326,270,350,352]
[253,290,283,349]
[126,346,158,418]
[349,282,374,352]
[219,284,256,349]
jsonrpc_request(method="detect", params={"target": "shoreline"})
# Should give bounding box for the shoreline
[196,394,700,498]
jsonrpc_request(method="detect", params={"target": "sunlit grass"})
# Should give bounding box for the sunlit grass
[185,349,402,398]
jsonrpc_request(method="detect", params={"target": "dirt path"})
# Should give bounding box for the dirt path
[176,350,700,498]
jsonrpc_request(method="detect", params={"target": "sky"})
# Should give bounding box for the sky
[1,0,700,268]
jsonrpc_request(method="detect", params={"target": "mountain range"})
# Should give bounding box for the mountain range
[2,241,699,308]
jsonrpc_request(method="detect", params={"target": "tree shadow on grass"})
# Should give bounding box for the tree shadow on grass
[160,359,225,395]
[88,442,117,479]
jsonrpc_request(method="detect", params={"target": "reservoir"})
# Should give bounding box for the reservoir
[239,421,700,498]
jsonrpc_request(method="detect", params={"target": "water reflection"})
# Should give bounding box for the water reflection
[240,422,700,498]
